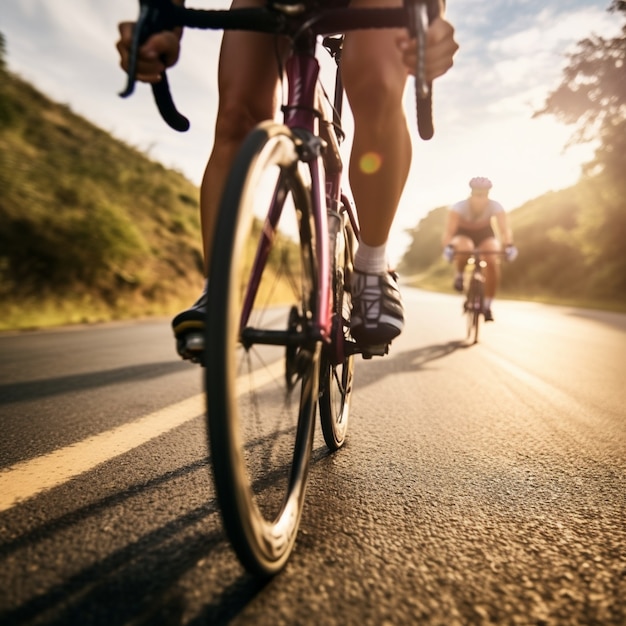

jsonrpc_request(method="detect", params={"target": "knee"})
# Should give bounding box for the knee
[214,99,269,146]
[343,50,406,124]
[451,236,473,253]
[345,72,404,123]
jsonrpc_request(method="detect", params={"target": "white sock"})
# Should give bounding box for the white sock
[354,242,387,273]
[483,297,493,309]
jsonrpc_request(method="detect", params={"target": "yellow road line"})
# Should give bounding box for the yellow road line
[0,359,286,512]
[0,394,205,512]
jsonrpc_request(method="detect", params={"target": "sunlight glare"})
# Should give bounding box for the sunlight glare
[359,151,383,175]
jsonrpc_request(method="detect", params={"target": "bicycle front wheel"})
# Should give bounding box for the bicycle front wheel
[206,123,320,576]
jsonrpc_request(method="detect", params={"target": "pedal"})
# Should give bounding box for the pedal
[360,343,389,359]
[176,331,205,363]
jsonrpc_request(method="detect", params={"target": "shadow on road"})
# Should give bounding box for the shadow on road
[0,342,473,625]
[1,454,297,626]
[0,452,273,626]
[0,360,192,406]
[351,339,469,392]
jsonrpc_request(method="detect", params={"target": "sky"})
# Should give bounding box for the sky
[1,0,621,263]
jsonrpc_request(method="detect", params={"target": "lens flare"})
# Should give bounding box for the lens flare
[359,152,382,174]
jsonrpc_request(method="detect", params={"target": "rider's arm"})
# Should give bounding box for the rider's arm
[441,209,460,248]
[116,0,185,84]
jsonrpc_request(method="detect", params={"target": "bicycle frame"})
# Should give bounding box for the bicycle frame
[467,255,487,287]
[238,38,351,350]
[454,249,505,343]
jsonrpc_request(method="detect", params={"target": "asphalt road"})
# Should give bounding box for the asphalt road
[1,288,624,626]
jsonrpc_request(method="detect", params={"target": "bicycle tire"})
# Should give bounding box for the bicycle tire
[472,301,480,344]
[319,207,355,450]
[206,122,320,576]
[465,277,482,344]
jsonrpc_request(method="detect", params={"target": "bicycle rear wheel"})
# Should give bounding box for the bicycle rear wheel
[206,123,320,576]
[319,207,355,450]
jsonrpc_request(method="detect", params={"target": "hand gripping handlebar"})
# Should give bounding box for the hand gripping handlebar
[119,0,440,139]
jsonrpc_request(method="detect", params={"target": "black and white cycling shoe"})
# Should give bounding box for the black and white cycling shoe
[349,269,404,356]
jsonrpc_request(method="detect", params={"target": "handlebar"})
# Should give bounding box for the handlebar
[450,249,513,265]
[455,250,508,255]
[119,0,439,139]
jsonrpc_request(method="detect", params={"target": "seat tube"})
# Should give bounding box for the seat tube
[284,53,320,132]
[284,51,331,340]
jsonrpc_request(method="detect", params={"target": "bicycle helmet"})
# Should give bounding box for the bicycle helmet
[469,176,493,190]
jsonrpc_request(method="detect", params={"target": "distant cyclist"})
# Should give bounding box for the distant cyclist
[442,177,518,321]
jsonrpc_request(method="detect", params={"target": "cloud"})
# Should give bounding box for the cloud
[437,1,620,132]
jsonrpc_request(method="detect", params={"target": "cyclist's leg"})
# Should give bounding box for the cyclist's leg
[342,0,409,348]
[343,0,410,250]
[201,0,285,273]
[478,236,501,319]
[173,0,285,357]
[450,234,473,291]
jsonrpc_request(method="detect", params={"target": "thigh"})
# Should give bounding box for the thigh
[451,234,474,252]
[217,0,286,120]
[341,0,408,103]
[477,236,501,265]
[477,236,501,252]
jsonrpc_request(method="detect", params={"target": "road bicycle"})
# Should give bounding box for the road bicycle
[121,0,440,576]
[455,250,505,344]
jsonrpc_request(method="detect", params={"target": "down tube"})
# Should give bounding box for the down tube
[310,157,332,342]
[239,181,288,331]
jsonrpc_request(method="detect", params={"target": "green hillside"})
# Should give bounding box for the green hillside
[0,61,205,330]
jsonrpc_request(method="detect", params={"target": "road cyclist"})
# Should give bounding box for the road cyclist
[442,177,518,322]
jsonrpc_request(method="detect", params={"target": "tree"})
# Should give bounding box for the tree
[534,1,626,187]
[533,1,626,298]
[0,32,6,72]
[398,206,448,273]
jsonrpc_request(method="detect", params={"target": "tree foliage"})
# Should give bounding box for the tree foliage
[398,206,447,274]
[524,0,626,300]
[535,0,626,186]
[0,32,6,72]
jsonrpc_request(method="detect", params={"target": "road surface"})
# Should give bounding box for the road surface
[0,288,624,625]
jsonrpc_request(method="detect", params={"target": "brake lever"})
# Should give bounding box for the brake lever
[119,3,151,98]
[405,0,440,140]
[410,2,430,100]
[119,0,190,132]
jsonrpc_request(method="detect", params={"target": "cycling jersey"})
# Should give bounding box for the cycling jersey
[450,198,504,246]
